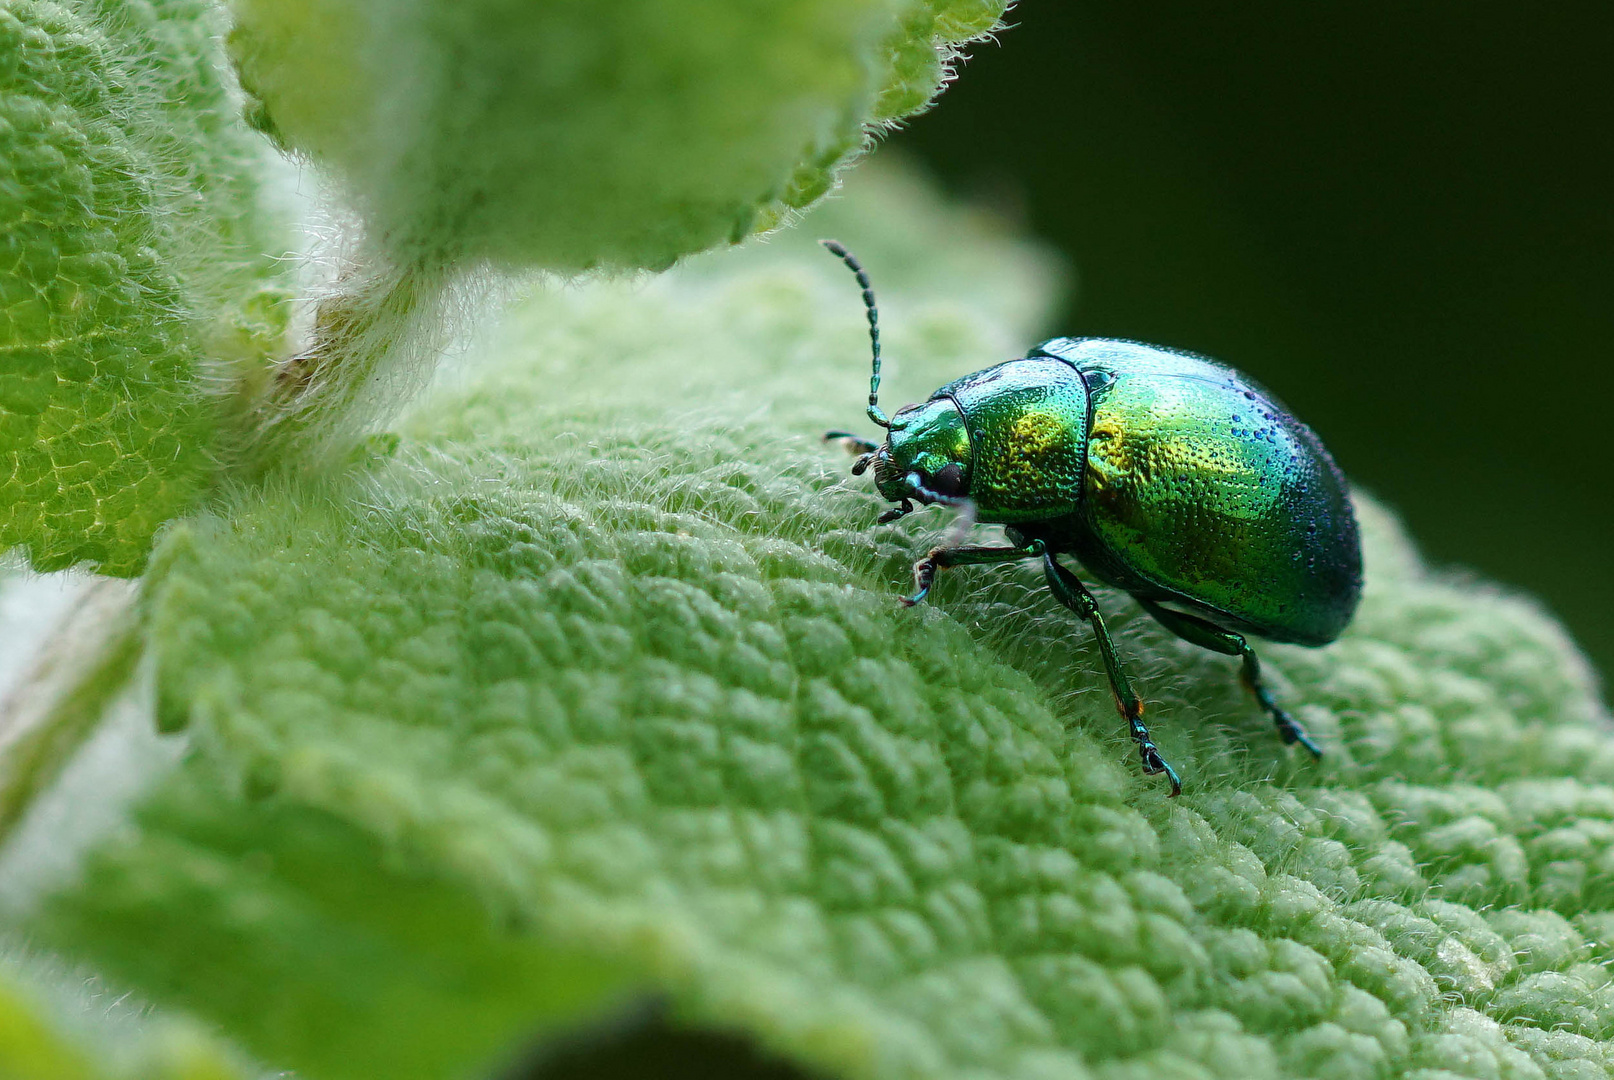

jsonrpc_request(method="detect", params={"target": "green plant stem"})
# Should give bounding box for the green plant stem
[0,580,142,845]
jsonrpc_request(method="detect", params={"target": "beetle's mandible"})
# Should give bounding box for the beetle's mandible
[820,239,1362,796]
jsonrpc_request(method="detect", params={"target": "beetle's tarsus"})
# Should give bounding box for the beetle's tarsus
[1138,741,1183,797]
[903,553,934,605]
[1296,730,1323,759]
[877,499,914,524]
[1246,676,1323,760]
[1269,703,1323,759]
[1137,598,1323,764]
[1241,647,1323,761]
[905,557,936,606]
[825,430,880,457]
[1127,705,1182,796]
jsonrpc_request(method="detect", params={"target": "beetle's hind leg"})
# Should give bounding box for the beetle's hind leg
[1137,600,1322,760]
[902,538,1044,606]
[1042,554,1182,797]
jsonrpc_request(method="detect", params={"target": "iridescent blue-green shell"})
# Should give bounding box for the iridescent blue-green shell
[1030,338,1362,647]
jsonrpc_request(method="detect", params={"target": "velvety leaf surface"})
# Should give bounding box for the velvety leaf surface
[28,171,1614,1080]
[0,0,289,574]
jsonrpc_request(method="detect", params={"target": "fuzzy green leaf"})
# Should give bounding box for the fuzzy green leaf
[0,0,291,575]
[0,948,253,1080]
[24,170,1614,1080]
[226,0,1011,271]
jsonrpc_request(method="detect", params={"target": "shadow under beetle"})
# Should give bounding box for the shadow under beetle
[820,240,1362,796]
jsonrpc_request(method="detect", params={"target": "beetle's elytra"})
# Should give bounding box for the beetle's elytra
[821,240,1363,796]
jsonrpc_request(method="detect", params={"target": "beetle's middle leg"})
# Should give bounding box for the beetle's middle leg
[1042,553,1182,797]
[1137,600,1322,760]
[902,538,1045,607]
[824,431,880,455]
[823,431,881,477]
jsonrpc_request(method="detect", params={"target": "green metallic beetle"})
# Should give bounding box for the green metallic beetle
[821,240,1362,796]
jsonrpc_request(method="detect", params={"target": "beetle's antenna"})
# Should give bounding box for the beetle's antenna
[821,239,898,430]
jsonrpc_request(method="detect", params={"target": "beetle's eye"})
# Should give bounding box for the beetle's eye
[929,462,965,497]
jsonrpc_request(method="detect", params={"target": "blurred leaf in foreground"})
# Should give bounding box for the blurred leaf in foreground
[0,947,251,1080]
[226,0,1012,271]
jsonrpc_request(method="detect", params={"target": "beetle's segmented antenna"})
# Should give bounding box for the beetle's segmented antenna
[821,239,896,430]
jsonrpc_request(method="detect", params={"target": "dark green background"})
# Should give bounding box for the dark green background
[895,0,1614,691]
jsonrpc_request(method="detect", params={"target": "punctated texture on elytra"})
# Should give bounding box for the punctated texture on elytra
[33,178,1614,1080]
[0,0,286,574]
[226,0,1012,271]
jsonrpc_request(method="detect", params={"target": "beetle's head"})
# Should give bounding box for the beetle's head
[818,239,976,523]
[875,398,974,505]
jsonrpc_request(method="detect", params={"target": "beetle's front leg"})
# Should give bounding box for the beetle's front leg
[1042,553,1182,797]
[877,499,914,524]
[902,538,1046,607]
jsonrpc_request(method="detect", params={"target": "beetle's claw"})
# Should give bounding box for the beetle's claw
[1140,746,1182,797]
[1293,728,1323,760]
[1268,702,1323,759]
[903,556,940,607]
